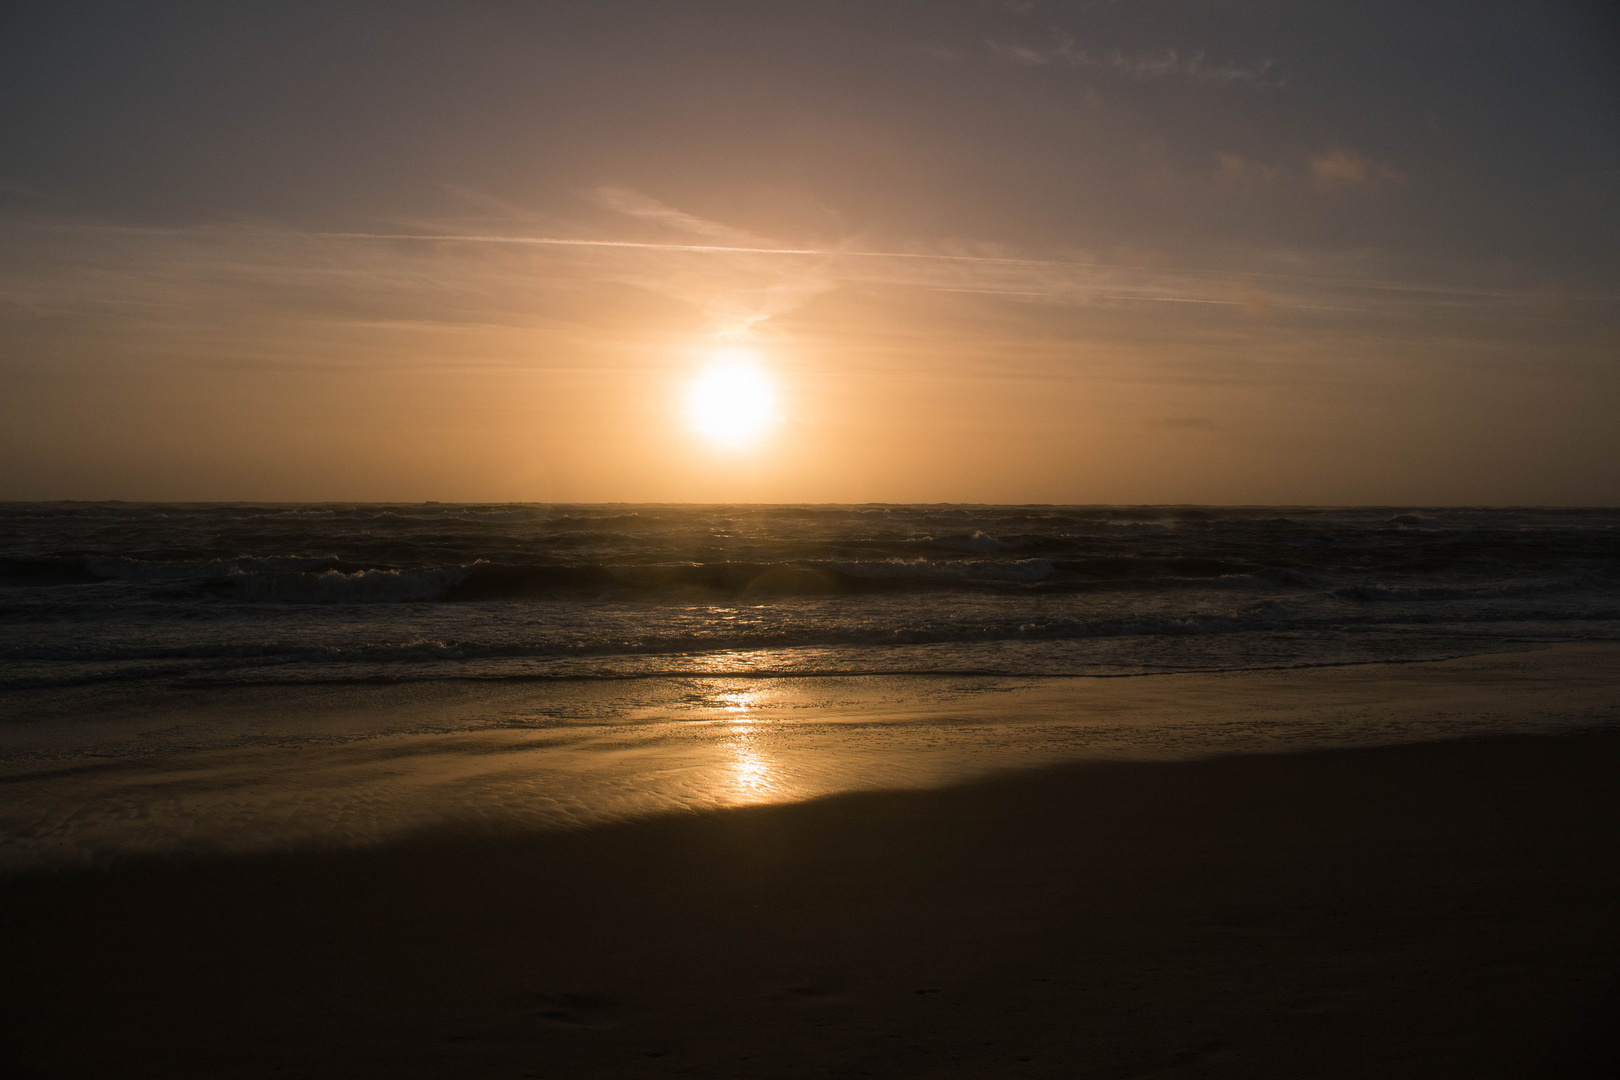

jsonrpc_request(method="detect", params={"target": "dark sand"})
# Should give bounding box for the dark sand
[4,730,1619,1078]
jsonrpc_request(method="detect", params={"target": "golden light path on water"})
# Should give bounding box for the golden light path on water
[715,686,779,800]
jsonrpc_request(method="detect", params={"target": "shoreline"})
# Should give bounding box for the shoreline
[1,637,1576,691]
[4,726,1619,1076]
[3,642,1618,873]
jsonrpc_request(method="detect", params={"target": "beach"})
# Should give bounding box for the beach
[5,650,1618,1077]
[7,0,1618,1070]
[4,644,1619,870]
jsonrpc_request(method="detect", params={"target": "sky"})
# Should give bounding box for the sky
[1,0,1616,504]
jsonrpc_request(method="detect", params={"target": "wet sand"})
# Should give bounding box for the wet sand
[6,644,1620,870]
[4,727,1619,1077]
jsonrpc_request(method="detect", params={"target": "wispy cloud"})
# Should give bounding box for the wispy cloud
[910,42,964,62]
[987,41,1051,67]
[1212,153,1287,191]
[989,31,1274,86]
[1210,150,1401,197]
[294,223,1569,328]
[0,201,1582,366]
[1309,149,1403,190]
[591,186,770,245]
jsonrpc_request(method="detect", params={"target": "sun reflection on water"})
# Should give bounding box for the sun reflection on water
[701,683,786,801]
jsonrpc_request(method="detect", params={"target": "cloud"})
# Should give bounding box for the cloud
[987,40,1051,67]
[1207,150,1401,199]
[1213,153,1285,191]
[0,205,1575,367]
[1309,149,1402,189]
[591,186,770,245]
[911,42,964,62]
[438,184,554,224]
[989,31,1274,86]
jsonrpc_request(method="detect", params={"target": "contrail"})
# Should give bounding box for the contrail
[315,231,1050,265]
[1098,295,1239,305]
[11,222,1549,304]
[310,231,1529,301]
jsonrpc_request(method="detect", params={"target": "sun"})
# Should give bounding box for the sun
[686,353,778,449]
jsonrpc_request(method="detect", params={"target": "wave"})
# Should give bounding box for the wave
[13,601,1620,674]
[7,549,1617,606]
[1332,574,1620,603]
[1,555,1314,602]
[222,565,474,603]
[445,558,1065,599]
[0,606,1327,675]
[10,622,1618,692]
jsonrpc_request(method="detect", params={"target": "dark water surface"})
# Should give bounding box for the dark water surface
[2,503,1618,868]
[3,503,1617,696]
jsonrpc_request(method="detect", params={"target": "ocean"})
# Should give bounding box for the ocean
[2,503,1617,867]
[5,503,1618,689]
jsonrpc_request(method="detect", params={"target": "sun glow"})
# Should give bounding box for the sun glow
[686,352,779,449]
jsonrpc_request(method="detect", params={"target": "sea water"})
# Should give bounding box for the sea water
[2,504,1617,866]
